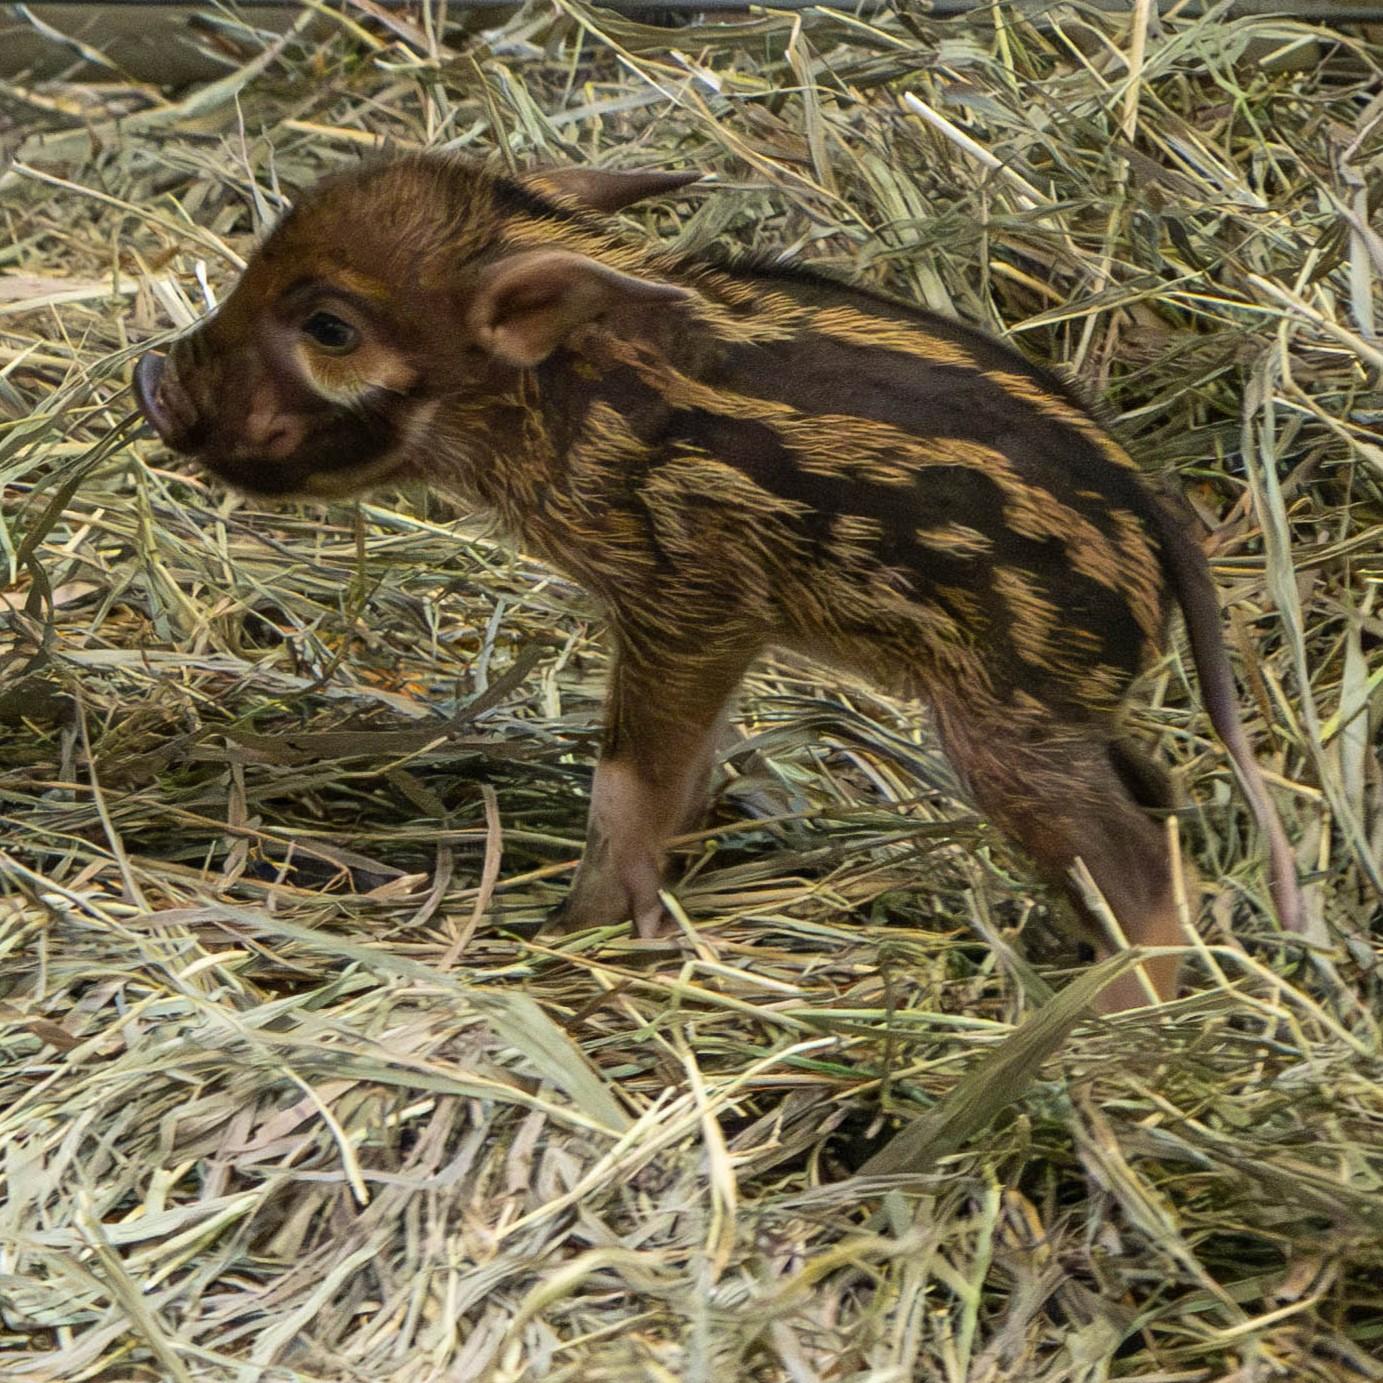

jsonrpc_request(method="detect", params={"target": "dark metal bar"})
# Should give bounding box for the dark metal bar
[7,0,1383,13]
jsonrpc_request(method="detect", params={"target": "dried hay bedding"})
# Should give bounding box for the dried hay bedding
[1,3,1381,1379]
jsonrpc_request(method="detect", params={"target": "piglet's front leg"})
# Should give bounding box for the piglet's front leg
[551,629,757,939]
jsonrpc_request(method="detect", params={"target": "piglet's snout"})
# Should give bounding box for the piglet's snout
[134,351,204,450]
[133,353,174,441]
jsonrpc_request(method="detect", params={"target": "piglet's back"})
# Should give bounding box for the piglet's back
[571,257,1174,720]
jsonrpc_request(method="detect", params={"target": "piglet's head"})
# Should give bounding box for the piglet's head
[134,157,698,498]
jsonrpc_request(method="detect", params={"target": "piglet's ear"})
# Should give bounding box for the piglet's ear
[525,167,703,214]
[467,249,693,369]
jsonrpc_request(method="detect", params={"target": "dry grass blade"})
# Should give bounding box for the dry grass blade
[855,951,1141,1178]
[2,3,1381,1380]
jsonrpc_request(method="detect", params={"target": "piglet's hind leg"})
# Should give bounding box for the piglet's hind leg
[937,708,1187,1013]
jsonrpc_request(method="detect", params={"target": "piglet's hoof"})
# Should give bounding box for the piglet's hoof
[544,892,678,941]
[543,900,597,936]
[605,937,688,971]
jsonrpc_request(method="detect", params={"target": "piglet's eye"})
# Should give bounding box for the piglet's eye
[302,311,360,354]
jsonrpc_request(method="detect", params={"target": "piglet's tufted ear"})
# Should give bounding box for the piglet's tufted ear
[467,249,693,369]
[523,166,704,214]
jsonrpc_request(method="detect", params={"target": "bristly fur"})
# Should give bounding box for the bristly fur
[133,150,1303,1011]
[689,245,1103,416]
